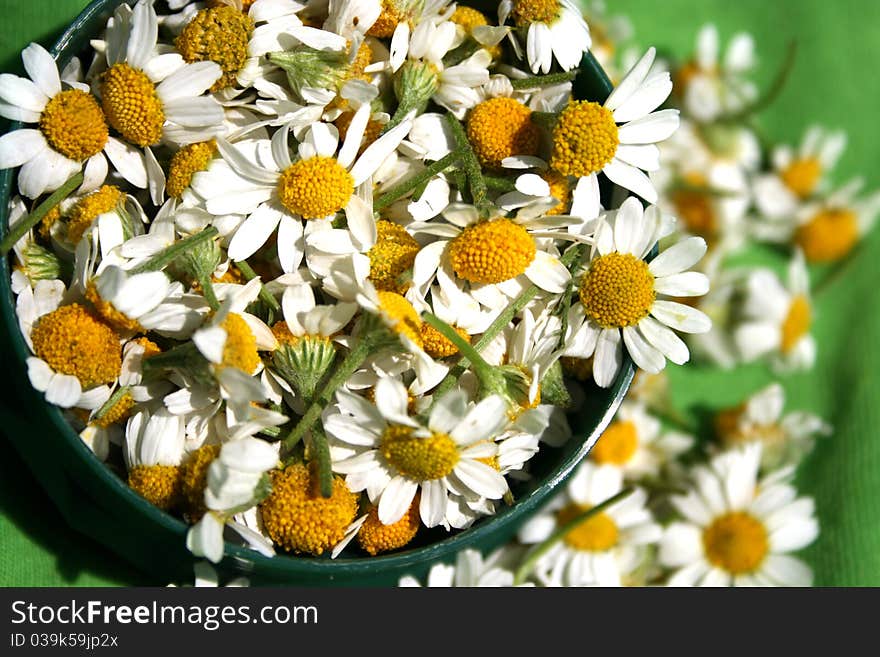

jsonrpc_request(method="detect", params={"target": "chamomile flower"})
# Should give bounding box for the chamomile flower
[733,250,815,372]
[674,24,757,123]
[398,547,525,587]
[589,400,693,480]
[753,126,847,220]
[124,405,187,510]
[410,202,578,301]
[563,196,712,387]
[325,378,510,527]
[660,443,818,586]
[518,461,662,586]
[498,0,592,74]
[714,383,831,471]
[524,47,678,204]
[202,105,412,268]
[0,42,146,198]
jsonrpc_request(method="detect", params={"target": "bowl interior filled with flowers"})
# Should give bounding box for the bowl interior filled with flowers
[0,0,709,585]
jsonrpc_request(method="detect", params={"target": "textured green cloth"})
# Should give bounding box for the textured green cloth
[0,0,878,586]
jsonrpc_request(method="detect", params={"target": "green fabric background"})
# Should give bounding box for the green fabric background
[0,0,877,586]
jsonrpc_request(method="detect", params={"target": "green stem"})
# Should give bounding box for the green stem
[429,245,584,405]
[422,313,496,380]
[234,259,280,312]
[483,175,517,193]
[308,424,334,498]
[374,151,460,212]
[281,330,377,453]
[510,70,579,90]
[444,113,494,217]
[513,488,634,585]
[130,227,219,275]
[0,171,84,256]
[197,272,220,312]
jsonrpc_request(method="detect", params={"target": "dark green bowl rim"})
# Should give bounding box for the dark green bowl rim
[0,0,634,582]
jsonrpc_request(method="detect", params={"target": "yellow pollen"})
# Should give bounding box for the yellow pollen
[39,89,108,161]
[31,304,122,389]
[335,111,383,156]
[381,424,460,481]
[368,220,420,293]
[220,312,261,373]
[448,218,536,284]
[672,172,717,240]
[579,252,655,328]
[85,282,143,334]
[467,97,541,170]
[100,63,165,147]
[368,0,405,38]
[39,204,62,240]
[780,295,811,354]
[93,391,135,428]
[132,335,162,358]
[511,0,562,25]
[703,511,769,575]
[180,443,221,522]
[128,464,182,511]
[66,185,123,243]
[550,100,620,178]
[259,464,358,556]
[780,157,822,199]
[277,156,354,219]
[176,6,254,92]
[591,420,639,465]
[561,355,593,381]
[376,290,423,348]
[207,0,256,9]
[556,503,619,552]
[542,170,572,215]
[167,140,217,198]
[348,40,374,81]
[420,322,470,359]
[270,321,300,347]
[451,7,502,60]
[356,498,421,555]
[795,208,859,263]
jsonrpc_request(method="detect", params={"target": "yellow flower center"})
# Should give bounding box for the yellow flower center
[357,497,421,556]
[560,355,593,381]
[39,204,62,240]
[550,100,620,178]
[780,295,811,354]
[66,184,123,243]
[335,111,383,156]
[780,157,821,199]
[31,303,122,389]
[420,322,470,359]
[579,253,656,328]
[672,172,717,240]
[277,156,354,219]
[128,464,182,511]
[259,463,359,556]
[376,290,423,348]
[380,424,460,481]
[92,390,135,428]
[451,6,502,60]
[39,89,108,161]
[176,6,254,92]
[207,0,256,9]
[591,419,639,465]
[368,220,420,293]
[511,0,561,25]
[467,97,541,169]
[220,312,261,373]
[703,511,769,575]
[542,170,572,215]
[795,208,859,263]
[167,140,217,198]
[368,0,406,38]
[448,217,536,284]
[101,63,165,147]
[180,443,221,522]
[85,281,143,334]
[556,503,619,552]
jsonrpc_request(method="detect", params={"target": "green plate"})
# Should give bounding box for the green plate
[0,0,633,586]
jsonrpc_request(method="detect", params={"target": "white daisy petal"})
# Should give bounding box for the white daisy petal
[0,73,49,112]
[453,460,508,499]
[617,109,680,145]
[622,325,666,374]
[524,251,571,293]
[227,204,283,262]
[648,237,707,277]
[157,61,222,102]
[653,271,710,297]
[651,300,712,334]
[22,43,61,99]
[0,129,45,169]
[593,327,623,387]
[378,476,418,525]
[603,158,657,203]
[637,317,690,366]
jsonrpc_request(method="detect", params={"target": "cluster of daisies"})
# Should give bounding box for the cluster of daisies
[2,0,715,567]
[396,7,864,587]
